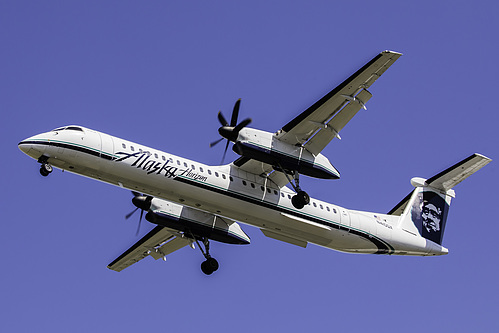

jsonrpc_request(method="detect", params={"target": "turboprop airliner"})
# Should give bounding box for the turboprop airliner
[18,50,491,275]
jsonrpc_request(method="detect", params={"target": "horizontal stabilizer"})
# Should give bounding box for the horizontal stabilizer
[388,153,491,216]
[425,153,491,191]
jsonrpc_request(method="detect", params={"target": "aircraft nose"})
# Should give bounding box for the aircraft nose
[18,138,33,154]
[18,134,47,158]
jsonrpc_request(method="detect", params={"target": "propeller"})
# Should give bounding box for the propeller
[125,191,153,236]
[210,99,252,163]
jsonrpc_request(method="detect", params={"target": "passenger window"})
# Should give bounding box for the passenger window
[131,146,135,152]
[122,143,126,149]
[154,153,158,159]
[251,183,255,188]
[274,190,278,195]
[267,188,271,193]
[215,172,219,177]
[222,174,226,179]
[229,176,233,181]
[242,180,247,186]
[320,204,323,210]
[184,162,188,167]
[200,167,204,173]
[191,165,195,170]
[208,170,212,175]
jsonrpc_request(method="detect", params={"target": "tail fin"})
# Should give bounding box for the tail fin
[391,153,491,245]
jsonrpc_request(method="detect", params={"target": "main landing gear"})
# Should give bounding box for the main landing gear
[281,168,310,209]
[193,236,219,275]
[291,190,310,210]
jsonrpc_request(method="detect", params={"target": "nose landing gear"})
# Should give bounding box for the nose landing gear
[38,156,53,177]
[39,163,53,177]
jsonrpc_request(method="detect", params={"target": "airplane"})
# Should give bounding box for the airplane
[18,50,491,275]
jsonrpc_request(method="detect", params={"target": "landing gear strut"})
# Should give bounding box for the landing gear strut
[39,163,53,177]
[280,167,310,209]
[193,236,219,275]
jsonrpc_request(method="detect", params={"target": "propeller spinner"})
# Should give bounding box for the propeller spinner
[210,99,251,163]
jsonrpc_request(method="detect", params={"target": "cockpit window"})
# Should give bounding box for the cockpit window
[66,126,83,132]
[51,126,84,132]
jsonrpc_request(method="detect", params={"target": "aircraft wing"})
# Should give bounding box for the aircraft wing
[275,50,402,155]
[232,51,401,185]
[107,226,191,272]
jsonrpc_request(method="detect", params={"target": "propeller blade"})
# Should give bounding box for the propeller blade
[125,207,139,220]
[210,137,224,148]
[217,111,229,127]
[230,99,241,127]
[221,139,230,164]
[234,118,252,133]
[136,209,144,236]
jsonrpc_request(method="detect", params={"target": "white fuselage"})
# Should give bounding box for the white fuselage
[19,126,448,257]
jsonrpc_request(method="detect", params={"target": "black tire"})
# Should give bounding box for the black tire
[201,261,214,275]
[297,191,310,205]
[40,167,50,177]
[206,257,219,272]
[291,195,305,209]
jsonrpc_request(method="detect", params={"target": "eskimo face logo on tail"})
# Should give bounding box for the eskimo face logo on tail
[422,202,442,233]
[411,190,449,245]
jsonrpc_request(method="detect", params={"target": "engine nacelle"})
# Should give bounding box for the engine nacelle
[234,128,340,179]
[145,198,250,245]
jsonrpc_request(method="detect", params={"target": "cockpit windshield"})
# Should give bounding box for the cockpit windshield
[51,126,84,132]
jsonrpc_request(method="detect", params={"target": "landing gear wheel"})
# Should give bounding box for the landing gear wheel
[201,258,219,275]
[291,190,310,209]
[40,164,52,177]
[191,234,220,275]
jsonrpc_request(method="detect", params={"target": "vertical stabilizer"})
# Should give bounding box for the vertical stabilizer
[393,153,491,245]
[406,187,451,245]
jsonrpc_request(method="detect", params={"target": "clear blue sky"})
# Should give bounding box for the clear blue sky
[2,1,498,332]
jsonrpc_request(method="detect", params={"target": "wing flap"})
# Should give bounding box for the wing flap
[304,89,373,155]
[276,50,401,152]
[107,226,190,272]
